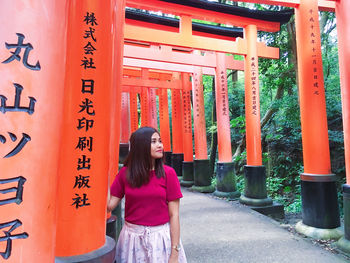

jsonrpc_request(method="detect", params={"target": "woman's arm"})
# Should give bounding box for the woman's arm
[107,195,121,213]
[168,199,180,263]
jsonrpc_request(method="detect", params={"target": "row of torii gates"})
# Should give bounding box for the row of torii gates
[1,0,350,262]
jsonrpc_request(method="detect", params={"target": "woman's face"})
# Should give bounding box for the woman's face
[150,132,163,159]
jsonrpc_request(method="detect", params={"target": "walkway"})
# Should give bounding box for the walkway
[180,188,349,263]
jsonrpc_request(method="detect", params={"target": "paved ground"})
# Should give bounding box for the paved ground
[180,188,350,263]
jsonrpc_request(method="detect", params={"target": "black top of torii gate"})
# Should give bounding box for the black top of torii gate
[159,0,294,24]
[126,9,244,38]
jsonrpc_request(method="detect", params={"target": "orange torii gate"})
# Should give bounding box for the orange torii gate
[123,43,246,187]
[122,70,185,174]
[123,0,346,242]
[1,0,350,262]
[124,0,291,208]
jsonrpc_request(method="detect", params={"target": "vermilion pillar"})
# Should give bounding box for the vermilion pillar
[108,0,125,179]
[55,0,116,261]
[171,73,184,178]
[214,52,240,199]
[129,90,139,133]
[106,0,125,243]
[119,92,130,163]
[141,86,150,127]
[191,66,214,193]
[120,92,130,143]
[294,0,340,238]
[335,0,350,252]
[158,87,172,165]
[0,1,67,262]
[149,88,158,129]
[181,73,194,187]
[240,25,272,207]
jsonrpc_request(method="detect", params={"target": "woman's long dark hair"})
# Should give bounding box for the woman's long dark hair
[124,127,165,187]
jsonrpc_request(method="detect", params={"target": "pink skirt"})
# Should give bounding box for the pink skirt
[116,221,187,263]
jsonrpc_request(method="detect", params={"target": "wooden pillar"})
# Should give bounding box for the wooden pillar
[120,92,130,143]
[106,0,125,244]
[215,52,232,163]
[129,90,139,133]
[140,87,150,127]
[214,52,240,199]
[158,87,172,165]
[192,67,208,160]
[294,0,340,237]
[55,0,116,261]
[336,0,350,185]
[171,73,184,178]
[119,92,130,163]
[149,88,158,129]
[244,25,262,166]
[335,0,350,251]
[240,25,271,207]
[0,1,67,262]
[181,73,194,187]
[191,66,214,193]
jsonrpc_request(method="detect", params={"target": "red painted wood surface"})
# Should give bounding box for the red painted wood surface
[182,73,194,162]
[192,67,208,160]
[244,25,263,166]
[295,0,331,174]
[158,87,172,152]
[336,0,350,182]
[120,92,130,143]
[0,1,68,261]
[215,52,233,162]
[56,0,115,256]
[129,91,139,133]
[171,73,183,154]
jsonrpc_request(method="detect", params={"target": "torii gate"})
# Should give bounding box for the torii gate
[121,46,245,187]
[1,0,350,262]
[124,0,350,253]
[124,1,292,201]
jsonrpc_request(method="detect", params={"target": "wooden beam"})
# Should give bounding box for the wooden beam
[126,0,281,32]
[124,44,247,69]
[125,24,279,57]
[122,76,182,89]
[126,0,335,15]
[123,57,244,75]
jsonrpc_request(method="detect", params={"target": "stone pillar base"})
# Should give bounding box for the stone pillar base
[181,161,194,187]
[112,204,123,241]
[239,165,272,207]
[336,184,350,253]
[214,162,240,200]
[191,184,215,193]
[106,215,117,241]
[336,237,350,253]
[119,143,129,164]
[55,236,116,263]
[192,159,214,193]
[239,195,272,207]
[300,176,340,229]
[171,153,184,179]
[295,221,343,240]
[164,151,172,166]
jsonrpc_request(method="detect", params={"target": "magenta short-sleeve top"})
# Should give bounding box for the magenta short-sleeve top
[110,165,183,226]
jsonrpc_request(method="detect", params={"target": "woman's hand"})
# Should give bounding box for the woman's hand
[107,195,121,213]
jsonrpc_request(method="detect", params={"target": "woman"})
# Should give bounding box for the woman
[108,127,187,263]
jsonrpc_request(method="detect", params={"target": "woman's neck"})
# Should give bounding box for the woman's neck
[151,159,155,170]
